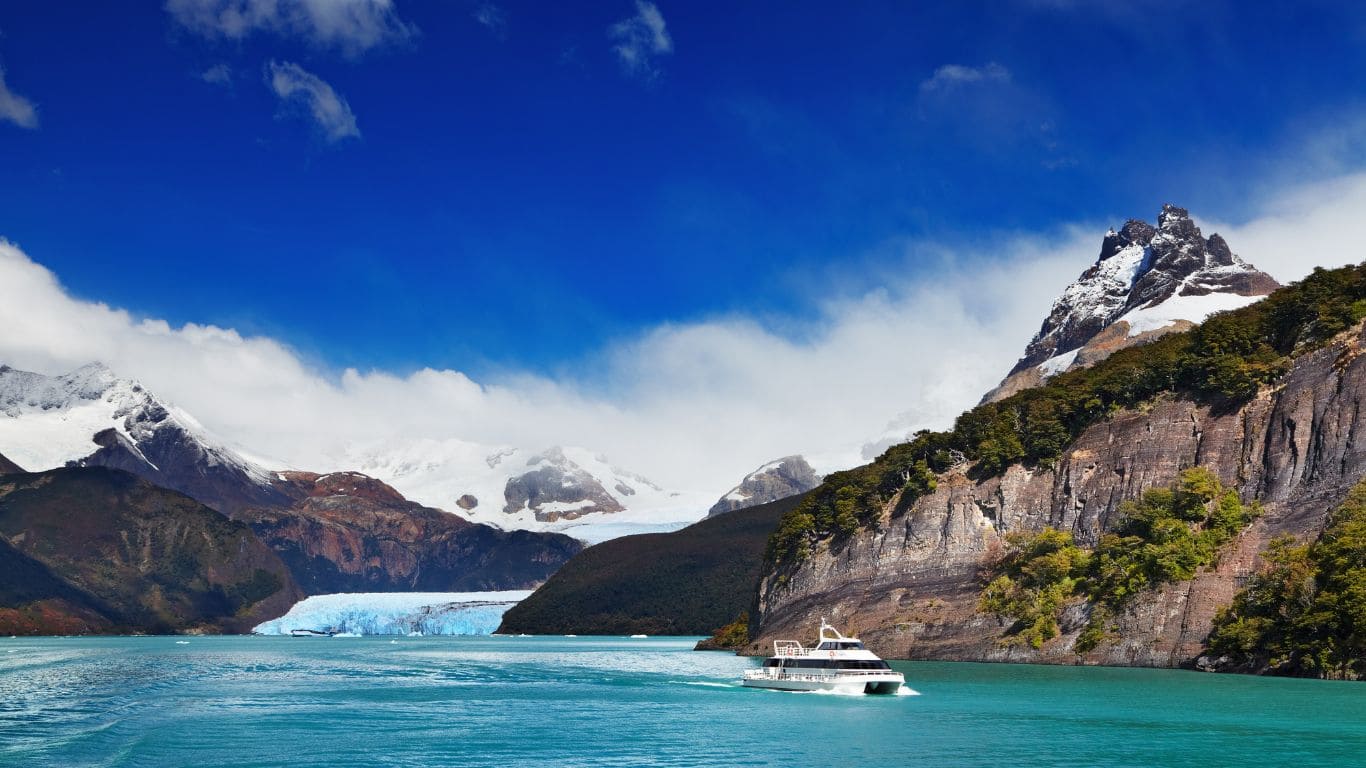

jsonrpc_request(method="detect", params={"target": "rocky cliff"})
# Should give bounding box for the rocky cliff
[232,471,583,593]
[0,466,302,634]
[752,320,1366,666]
[708,456,820,517]
[984,205,1279,403]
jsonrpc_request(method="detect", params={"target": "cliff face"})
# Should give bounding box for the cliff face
[233,471,584,593]
[753,322,1366,666]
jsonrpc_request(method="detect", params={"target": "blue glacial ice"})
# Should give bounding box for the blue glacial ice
[253,591,533,636]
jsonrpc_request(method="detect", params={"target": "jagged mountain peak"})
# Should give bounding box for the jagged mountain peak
[984,205,1280,403]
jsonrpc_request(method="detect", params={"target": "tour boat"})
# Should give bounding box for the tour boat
[741,619,904,695]
[288,628,338,637]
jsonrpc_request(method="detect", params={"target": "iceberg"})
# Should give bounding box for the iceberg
[253,591,533,636]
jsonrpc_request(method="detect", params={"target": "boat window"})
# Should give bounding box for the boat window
[832,660,891,670]
[837,642,864,649]
[816,642,833,650]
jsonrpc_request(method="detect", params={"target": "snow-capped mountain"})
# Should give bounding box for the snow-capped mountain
[0,362,714,543]
[0,362,290,513]
[340,440,711,543]
[707,455,820,517]
[983,204,1280,402]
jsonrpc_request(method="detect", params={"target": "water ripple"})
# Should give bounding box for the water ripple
[2,636,1362,768]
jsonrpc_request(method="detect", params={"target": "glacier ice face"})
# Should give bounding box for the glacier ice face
[253,591,534,636]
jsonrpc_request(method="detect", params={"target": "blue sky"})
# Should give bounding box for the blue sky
[2,0,1365,380]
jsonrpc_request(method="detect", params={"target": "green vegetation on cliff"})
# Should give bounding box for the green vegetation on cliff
[499,494,804,636]
[1207,481,1366,680]
[695,613,751,651]
[768,264,1366,566]
[978,468,1257,649]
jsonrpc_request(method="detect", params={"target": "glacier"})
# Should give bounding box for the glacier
[253,591,533,636]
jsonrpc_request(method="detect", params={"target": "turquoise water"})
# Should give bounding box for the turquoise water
[1,636,1362,767]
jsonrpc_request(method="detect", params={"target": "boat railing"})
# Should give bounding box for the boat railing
[773,640,811,657]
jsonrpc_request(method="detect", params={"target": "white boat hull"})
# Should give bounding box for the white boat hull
[741,673,903,695]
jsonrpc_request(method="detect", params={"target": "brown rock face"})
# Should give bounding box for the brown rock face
[235,471,583,593]
[0,467,302,635]
[753,323,1366,667]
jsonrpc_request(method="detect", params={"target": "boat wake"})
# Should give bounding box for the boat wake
[795,686,920,697]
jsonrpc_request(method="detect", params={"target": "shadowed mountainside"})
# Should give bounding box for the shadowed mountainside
[0,467,302,634]
[498,493,805,636]
[233,471,584,593]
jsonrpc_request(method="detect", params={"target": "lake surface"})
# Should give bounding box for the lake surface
[1,635,1362,767]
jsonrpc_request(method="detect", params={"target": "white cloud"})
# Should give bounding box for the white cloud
[0,174,1361,498]
[609,1,672,79]
[265,60,360,142]
[165,0,416,54]
[919,62,1012,93]
[200,63,233,85]
[1202,172,1366,283]
[0,65,38,129]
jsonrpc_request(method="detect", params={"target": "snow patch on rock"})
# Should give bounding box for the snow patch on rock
[1118,291,1263,337]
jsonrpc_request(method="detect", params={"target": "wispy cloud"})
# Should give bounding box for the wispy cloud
[919,62,1012,93]
[0,65,38,129]
[199,63,233,86]
[165,0,416,55]
[265,61,359,142]
[472,3,507,38]
[609,1,672,80]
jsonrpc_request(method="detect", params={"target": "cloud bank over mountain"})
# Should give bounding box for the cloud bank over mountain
[0,173,1356,494]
